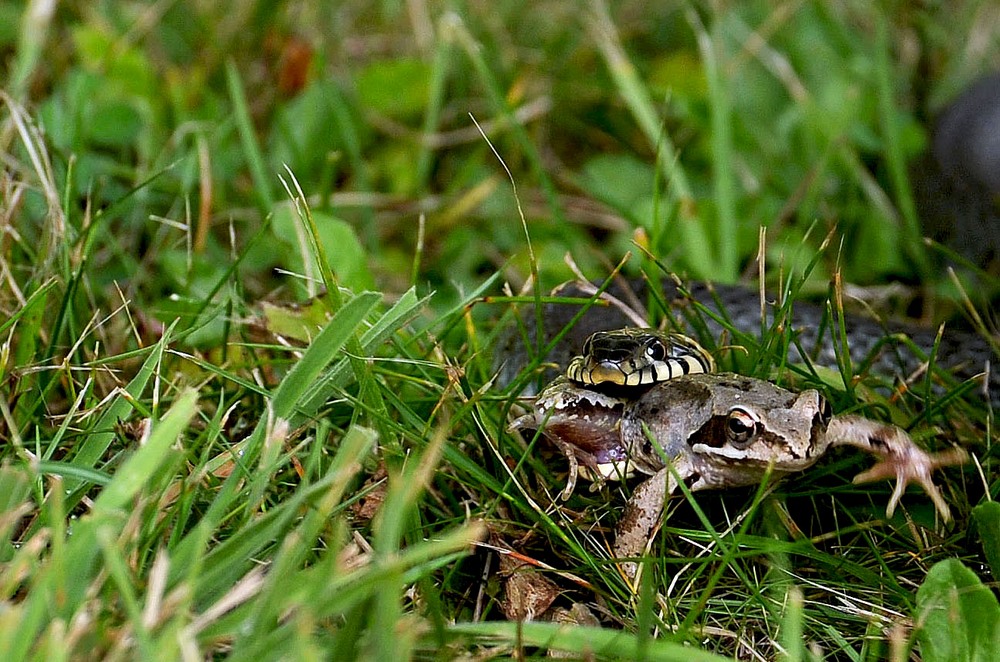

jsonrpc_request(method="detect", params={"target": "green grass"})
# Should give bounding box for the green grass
[1,1,999,659]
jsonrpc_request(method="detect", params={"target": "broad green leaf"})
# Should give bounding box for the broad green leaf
[915,559,1000,662]
[271,205,374,293]
[648,50,708,100]
[85,99,143,149]
[355,57,431,120]
[270,81,349,175]
[973,501,1000,579]
[259,298,334,344]
[72,25,157,97]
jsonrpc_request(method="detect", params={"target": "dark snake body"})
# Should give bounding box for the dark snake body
[497,279,997,407]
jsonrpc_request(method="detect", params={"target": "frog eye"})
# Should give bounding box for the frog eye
[644,338,667,362]
[725,407,759,448]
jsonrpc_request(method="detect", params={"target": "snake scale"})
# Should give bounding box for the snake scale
[496,278,997,407]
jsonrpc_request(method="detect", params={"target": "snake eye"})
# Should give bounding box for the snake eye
[645,339,667,362]
[725,407,759,448]
[820,398,832,423]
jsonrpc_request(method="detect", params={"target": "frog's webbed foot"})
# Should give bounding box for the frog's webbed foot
[825,415,968,521]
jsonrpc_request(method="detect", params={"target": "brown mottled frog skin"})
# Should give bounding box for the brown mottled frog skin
[512,372,967,578]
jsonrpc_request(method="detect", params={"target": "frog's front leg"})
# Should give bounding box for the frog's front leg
[613,457,696,579]
[824,415,968,521]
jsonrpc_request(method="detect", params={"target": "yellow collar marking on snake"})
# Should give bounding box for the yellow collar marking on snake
[566,328,715,388]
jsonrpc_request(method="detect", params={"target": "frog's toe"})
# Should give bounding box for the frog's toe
[851,447,967,521]
[558,442,579,501]
[884,471,950,522]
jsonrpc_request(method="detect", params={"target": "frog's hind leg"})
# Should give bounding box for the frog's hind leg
[824,415,968,521]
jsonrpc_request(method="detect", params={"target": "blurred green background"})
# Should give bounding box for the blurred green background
[5,0,998,327]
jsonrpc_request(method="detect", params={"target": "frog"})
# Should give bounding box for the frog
[510,372,968,578]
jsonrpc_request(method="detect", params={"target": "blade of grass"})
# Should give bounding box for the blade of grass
[10,390,198,655]
[779,586,806,662]
[586,1,716,279]
[279,169,391,437]
[0,466,32,559]
[447,620,732,661]
[96,523,154,658]
[92,388,198,514]
[36,461,111,486]
[369,420,449,660]
[191,425,373,610]
[269,291,379,419]
[586,0,692,201]
[0,278,55,339]
[321,82,376,240]
[196,291,378,528]
[228,425,377,657]
[60,321,176,497]
[6,279,55,429]
[309,526,484,622]
[29,160,180,421]
[691,9,738,282]
[296,287,429,423]
[208,525,482,658]
[7,0,57,101]
[874,12,930,281]
[225,59,275,214]
[415,33,453,189]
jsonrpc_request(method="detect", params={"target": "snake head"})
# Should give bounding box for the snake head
[567,328,715,388]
